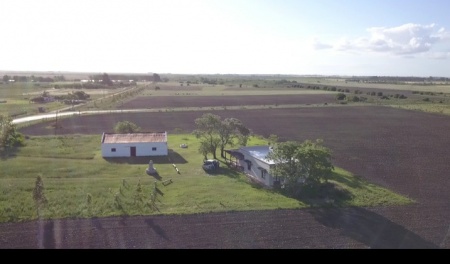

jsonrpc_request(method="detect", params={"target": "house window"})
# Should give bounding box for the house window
[261,169,266,179]
[111,148,116,152]
[244,160,252,170]
[152,147,157,151]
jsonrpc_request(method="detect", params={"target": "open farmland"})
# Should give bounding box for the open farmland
[15,105,450,248]
[118,94,337,109]
[19,106,450,204]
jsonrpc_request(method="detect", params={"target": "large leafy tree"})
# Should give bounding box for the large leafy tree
[0,115,25,151]
[193,113,250,160]
[267,139,334,192]
[114,121,141,133]
[102,73,113,86]
[193,113,222,159]
[218,118,250,158]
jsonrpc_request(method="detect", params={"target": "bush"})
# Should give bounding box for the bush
[335,93,346,100]
[423,97,430,102]
[114,121,141,133]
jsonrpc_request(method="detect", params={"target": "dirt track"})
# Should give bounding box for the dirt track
[8,105,450,248]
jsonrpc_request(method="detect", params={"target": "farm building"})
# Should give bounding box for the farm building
[225,146,281,188]
[101,132,168,158]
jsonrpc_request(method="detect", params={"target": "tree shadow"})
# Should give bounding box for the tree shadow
[329,171,364,189]
[145,218,170,241]
[214,166,243,179]
[281,182,354,208]
[155,187,164,196]
[42,220,56,249]
[309,207,438,248]
[0,147,19,160]
[103,149,187,164]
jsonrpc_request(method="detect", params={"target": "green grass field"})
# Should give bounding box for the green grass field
[0,133,413,223]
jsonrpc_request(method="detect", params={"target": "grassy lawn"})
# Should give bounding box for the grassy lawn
[0,133,413,223]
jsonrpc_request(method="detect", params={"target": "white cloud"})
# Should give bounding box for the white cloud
[425,51,450,60]
[316,23,450,58]
[311,38,332,50]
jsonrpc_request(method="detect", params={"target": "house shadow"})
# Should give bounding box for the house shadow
[103,149,187,165]
[309,206,438,249]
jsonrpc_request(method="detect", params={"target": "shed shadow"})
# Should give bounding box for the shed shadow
[103,149,187,164]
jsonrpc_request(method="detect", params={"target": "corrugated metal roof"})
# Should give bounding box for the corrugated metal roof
[102,132,167,144]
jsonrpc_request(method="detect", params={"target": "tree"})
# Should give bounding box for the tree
[193,113,250,159]
[71,91,90,100]
[114,121,141,133]
[267,139,334,193]
[218,118,250,158]
[336,93,346,100]
[267,134,279,146]
[33,175,48,216]
[0,115,25,151]
[153,73,161,82]
[2,75,10,82]
[193,113,222,159]
[102,73,113,86]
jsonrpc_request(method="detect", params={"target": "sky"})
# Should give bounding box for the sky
[1,0,450,77]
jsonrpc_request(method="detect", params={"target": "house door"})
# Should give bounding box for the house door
[130,147,136,157]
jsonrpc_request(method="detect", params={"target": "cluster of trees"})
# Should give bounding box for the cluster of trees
[89,73,161,84]
[267,139,334,194]
[110,114,334,196]
[192,113,334,194]
[114,121,141,133]
[345,76,450,84]
[2,75,60,83]
[0,115,25,152]
[199,77,225,85]
[193,113,250,160]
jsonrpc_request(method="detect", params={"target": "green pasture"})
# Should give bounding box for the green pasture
[0,133,413,223]
[139,82,335,96]
[291,77,450,94]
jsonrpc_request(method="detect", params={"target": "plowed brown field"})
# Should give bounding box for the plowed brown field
[6,104,450,248]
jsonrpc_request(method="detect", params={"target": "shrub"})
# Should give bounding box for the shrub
[114,121,141,133]
[335,93,346,100]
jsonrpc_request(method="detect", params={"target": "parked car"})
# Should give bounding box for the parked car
[202,159,219,171]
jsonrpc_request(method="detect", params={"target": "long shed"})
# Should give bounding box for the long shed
[101,132,168,157]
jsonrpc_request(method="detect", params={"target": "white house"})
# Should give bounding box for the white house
[226,145,282,188]
[101,132,168,158]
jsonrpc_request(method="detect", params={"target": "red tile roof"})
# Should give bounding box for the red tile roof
[102,132,167,144]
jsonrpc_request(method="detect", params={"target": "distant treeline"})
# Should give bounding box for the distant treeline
[2,73,162,83]
[89,73,161,82]
[2,75,65,82]
[345,76,450,84]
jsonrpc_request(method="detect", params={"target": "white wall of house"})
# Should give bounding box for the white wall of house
[102,142,168,157]
[239,147,275,187]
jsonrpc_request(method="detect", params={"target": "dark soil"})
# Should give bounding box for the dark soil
[8,105,450,248]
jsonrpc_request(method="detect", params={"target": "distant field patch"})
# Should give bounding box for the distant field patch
[119,94,336,109]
